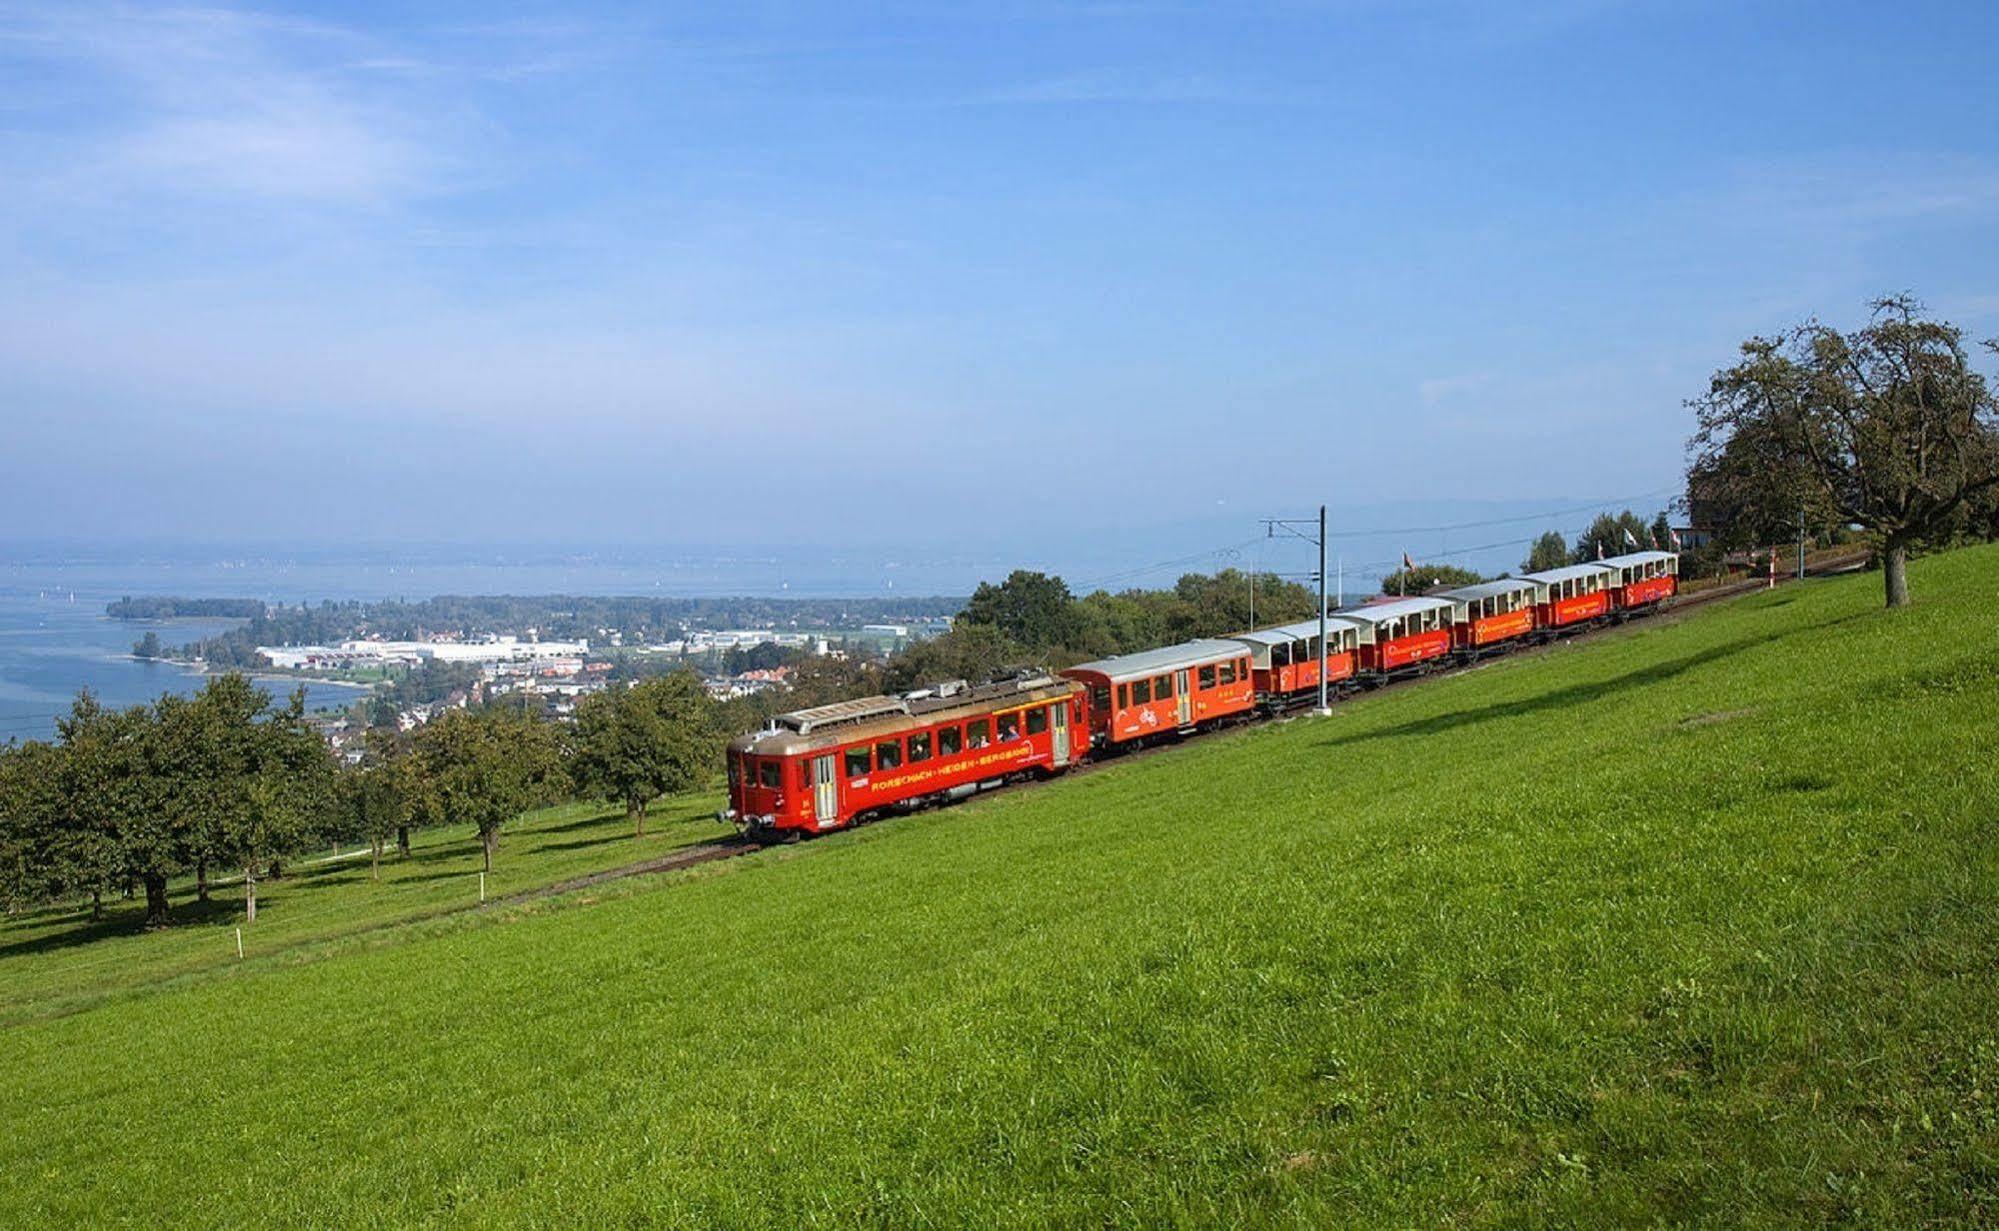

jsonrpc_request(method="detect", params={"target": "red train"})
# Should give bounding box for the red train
[723,551,1679,839]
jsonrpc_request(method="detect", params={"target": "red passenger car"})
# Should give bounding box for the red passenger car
[1061,639,1255,749]
[722,672,1083,840]
[1519,563,1617,632]
[1335,597,1459,678]
[1599,551,1679,614]
[1227,617,1360,709]
[1437,578,1540,657]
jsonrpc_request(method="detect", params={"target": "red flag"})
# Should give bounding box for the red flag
[1401,551,1415,572]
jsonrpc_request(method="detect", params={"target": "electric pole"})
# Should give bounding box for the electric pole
[1263,505,1331,715]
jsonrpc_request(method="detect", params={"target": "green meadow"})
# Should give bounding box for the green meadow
[4,545,1996,1226]
[0,792,725,1027]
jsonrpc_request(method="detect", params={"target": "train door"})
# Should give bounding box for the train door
[1051,702,1070,767]
[1175,669,1192,726]
[812,754,838,826]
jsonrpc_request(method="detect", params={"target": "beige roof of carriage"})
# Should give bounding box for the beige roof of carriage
[1062,638,1248,684]
[729,674,1077,758]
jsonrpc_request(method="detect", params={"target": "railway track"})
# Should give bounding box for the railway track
[595,552,1876,873]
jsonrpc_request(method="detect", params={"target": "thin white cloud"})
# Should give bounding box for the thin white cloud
[0,4,451,205]
[1715,150,1999,233]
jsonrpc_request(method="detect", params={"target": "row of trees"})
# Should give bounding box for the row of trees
[1520,510,1675,574]
[0,672,721,929]
[0,676,335,927]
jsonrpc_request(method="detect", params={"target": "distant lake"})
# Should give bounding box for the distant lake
[0,548,1003,745]
[0,581,374,746]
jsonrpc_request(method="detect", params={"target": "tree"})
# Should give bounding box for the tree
[1380,562,1482,596]
[344,730,416,877]
[1690,296,1999,607]
[131,631,162,660]
[412,707,564,873]
[881,624,1029,692]
[1522,531,1569,573]
[1649,511,1673,551]
[157,675,270,906]
[1571,510,1655,564]
[54,694,163,925]
[570,674,711,837]
[960,571,1084,651]
[0,742,66,914]
[230,690,338,923]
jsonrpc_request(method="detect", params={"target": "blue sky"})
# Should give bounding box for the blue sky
[3,1,1996,571]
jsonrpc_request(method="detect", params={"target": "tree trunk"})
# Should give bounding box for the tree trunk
[371,838,382,881]
[482,828,496,873]
[122,878,135,899]
[267,859,284,881]
[142,872,170,929]
[397,825,411,858]
[91,885,103,921]
[1884,539,1911,608]
[631,798,645,839]
[244,863,257,924]
[196,855,209,903]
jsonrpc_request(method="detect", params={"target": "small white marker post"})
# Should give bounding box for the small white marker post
[479,872,486,903]
[235,927,244,960]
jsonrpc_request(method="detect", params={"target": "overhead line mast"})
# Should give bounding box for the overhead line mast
[1263,505,1331,716]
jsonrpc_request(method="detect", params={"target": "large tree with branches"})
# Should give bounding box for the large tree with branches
[1689,296,1999,607]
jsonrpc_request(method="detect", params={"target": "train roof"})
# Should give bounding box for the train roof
[1230,615,1364,647]
[1437,578,1540,602]
[1333,596,1458,624]
[1063,638,1248,684]
[1597,550,1677,568]
[731,671,1076,757]
[1518,563,1617,585]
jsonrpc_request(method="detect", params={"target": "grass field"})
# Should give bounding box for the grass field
[4,545,1997,1226]
[0,790,724,1026]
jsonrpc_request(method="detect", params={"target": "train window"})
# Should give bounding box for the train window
[997,711,1020,740]
[967,719,990,748]
[1116,683,1129,708]
[1026,706,1049,735]
[844,747,870,779]
[1219,661,1236,685]
[1132,678,1151,704]
[1199,665,1216,690]
[1271,642,1290,668]
[909,732,932,762]
[1154,674,1174,699]
[939,725,962,756]
[876,739,902,770]
[800,761,813,789]
[1090,687,1110,718]
[727,758,741,786]
[759,760,782,789]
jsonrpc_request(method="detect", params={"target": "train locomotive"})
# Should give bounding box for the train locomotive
[722,550,1678,841]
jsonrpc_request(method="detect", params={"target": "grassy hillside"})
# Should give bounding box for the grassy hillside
[4,546,1997,1226]
[0,790,724,1026]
